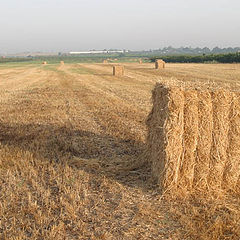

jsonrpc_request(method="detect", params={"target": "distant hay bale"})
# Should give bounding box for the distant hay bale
[146,83,240,195]
[103,60,108,64]
[42,61,47,65]
[60,61,64,65]
[155,59,165,69]
[113,65,124,76]
[139,59,143,64]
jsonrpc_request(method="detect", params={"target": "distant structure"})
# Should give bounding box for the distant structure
[103,60,108,63]
[139,59,143,64]
[69,50,128,55]
[113,65,124,76]
[155,59,165,69]
[42,61,47,65]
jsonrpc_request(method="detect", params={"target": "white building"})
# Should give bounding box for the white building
[69,50,128,55]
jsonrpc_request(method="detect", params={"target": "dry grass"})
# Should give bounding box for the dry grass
[0,62,240,239]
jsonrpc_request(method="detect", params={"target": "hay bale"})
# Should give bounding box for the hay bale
[155,59,165,69]
[146,84,184,192]
[139,59,143,64]
[42,61,47,65]
[113,65,124,76]
[147,83,240,194]
[103,60,108,64]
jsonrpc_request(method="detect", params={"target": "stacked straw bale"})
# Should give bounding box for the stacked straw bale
[113,65,124,76]
[147,83,240,194]
[155,59,165,69]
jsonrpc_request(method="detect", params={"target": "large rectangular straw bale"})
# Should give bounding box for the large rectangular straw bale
[113,65,124,76]
[147,83,240,194]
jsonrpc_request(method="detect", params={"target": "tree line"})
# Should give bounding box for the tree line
[0,57,32,64]
[150,52,240,63]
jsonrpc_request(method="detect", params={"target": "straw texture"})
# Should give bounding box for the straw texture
[194,91,213,190]
[224,93,240,191]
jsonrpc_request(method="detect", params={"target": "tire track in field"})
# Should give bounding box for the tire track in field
[59,64,151,142]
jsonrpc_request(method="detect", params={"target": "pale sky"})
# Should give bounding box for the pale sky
[0,0,239,53]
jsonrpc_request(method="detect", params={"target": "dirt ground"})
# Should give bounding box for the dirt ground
[0,62,240,239]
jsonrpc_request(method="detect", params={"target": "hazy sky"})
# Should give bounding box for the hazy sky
[0,0,239,53]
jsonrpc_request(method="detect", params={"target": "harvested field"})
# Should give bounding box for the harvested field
[0,62,240,239]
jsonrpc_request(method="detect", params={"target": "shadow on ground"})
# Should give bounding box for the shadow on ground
[0,122,152,190]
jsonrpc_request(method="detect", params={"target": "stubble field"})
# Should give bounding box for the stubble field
[0,62,240,239]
